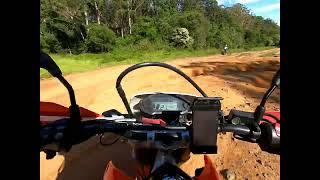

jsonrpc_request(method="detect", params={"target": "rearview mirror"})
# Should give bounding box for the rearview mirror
[40,51,62,77]
[254,68,280,123]
[40,50,81,125]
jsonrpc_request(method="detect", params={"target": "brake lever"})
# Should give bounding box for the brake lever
[227,109,262,140]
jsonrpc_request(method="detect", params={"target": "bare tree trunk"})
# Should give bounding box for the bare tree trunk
[94,1,101,25]
[121,28,124,38]
[84,11,89,26]
[80,30,85,41]
[68,46,72,54]
[128,0,145,34]
[128,1,132,34]
[128,14,132,34]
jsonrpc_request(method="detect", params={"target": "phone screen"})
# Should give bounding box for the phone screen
[191,99,219,154]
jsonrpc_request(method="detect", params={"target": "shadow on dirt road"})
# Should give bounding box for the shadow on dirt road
[181,59,280,103]
[41,49,280,180]
[56,135,137,180]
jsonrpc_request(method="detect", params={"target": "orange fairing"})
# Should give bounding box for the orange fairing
[41,101,221,180]
[102,155,220,180]
[103,161,134,180]
[197,155,220,180]
[40,101,100,117]
[40,101,101,125]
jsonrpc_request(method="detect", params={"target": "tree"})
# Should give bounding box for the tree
[40,0,280,53]
[86,24,116,52]
[226,3,253,29]
[133,17,158,41]
[176,11,209,48]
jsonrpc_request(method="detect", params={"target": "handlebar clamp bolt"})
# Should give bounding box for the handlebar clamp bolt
[54,132,64,141]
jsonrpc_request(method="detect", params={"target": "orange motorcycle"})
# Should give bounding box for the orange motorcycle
[40,51,280,179]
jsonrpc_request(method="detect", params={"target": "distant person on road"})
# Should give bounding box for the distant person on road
[223,44,228,55]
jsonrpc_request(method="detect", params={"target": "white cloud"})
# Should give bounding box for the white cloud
[254,3,280,13]
[236,0,260,4]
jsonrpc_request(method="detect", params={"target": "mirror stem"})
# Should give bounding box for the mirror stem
[254,80,278,123]
[57,76,81,122]
[259,85,277,107]
[57,76,77,106]
[254,78,278,123]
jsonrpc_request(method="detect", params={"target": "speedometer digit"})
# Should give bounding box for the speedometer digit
[140,94,193,117]
[160,104,166,110]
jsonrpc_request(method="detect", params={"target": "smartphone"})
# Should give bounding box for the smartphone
[191,97,221,154]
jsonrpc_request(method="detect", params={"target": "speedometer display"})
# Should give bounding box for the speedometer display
[139,93,194,117]
[153,102,178,111]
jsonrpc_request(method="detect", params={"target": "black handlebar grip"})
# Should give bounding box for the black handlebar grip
[219,124,251,135]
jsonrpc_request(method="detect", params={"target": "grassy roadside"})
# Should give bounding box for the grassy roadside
[40,46,275,78]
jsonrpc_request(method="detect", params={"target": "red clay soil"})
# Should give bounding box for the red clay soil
[40,48,280,180]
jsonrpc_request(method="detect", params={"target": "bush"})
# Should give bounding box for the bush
[266,39,274,46]
[40,32,62,53]
[170,28,194,48]
[135,39,154,51]
[76,42,88,53]
[43,18,86,54]
[115,36,135,48]
[272,35,280,47]
[133,17,159,42]
[176,11,209,49]
[276,40,280,47]
[86,24,116,53]
[157,19,175,42]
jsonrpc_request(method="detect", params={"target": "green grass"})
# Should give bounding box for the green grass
[40,46,277,79]
[40,55,103,78]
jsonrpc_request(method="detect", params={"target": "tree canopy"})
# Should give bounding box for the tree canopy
[40,0,280,54]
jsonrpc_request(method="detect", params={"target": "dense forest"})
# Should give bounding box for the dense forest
[40,0,280,54]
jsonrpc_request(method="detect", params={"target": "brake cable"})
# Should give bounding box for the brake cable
[116,62,208,118]
[99,133,122,146]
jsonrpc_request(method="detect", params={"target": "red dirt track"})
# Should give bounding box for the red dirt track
[40,49,280,180]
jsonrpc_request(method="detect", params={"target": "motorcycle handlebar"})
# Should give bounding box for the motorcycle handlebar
[40,119,253,149]
[218,124,251,135]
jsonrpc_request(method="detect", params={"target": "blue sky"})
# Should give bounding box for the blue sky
[217,0,280,25]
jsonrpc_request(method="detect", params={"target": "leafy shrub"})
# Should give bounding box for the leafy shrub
[115,36,135,48]
[133,17,159,42]
[86,24,116,53]
[170,28,194,48]
[40,32,62,53]
[266,39,274,46]
[135,39,154,51]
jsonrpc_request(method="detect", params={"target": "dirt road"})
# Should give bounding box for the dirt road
[40,49,280,180]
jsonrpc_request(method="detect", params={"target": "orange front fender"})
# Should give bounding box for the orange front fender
[103,155,220,180]
[103,161,134,180]
[197,155,220,180]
